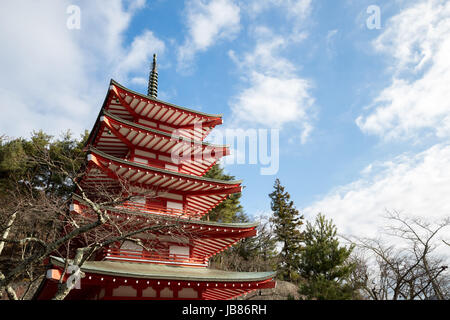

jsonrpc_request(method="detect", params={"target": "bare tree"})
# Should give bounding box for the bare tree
[347,211,449,300]
[0,140,186,300]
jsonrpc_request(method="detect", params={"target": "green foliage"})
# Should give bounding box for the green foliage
[249,221,278,265]
[210,220,278,272]
[269,178,304,282]
[202,164,246,223]
[204,166,279,271]
[0,130,89,198]
[0,137,28,189]
[235,220,278,267]
[299,275,358,300]
[298,213,357,300]
[0,130,90,285]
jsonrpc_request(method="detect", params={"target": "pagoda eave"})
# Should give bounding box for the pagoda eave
[87,148,241,185]
[88,111,229,176]
[83,149,242,210]
[108,80,223,140]
[101,111,228,152]
[111,79,223,119]
[35,257,276,300]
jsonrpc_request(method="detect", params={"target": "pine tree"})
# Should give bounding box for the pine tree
[0,130,88,198]
[209,219,278,272]
[269,178,304,282]
[202,164,246,223]
[298,213,357,300]
[204,166,279,271]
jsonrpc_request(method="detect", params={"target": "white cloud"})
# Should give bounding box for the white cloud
[177,0,240,71]
[356,0,450,141]
[231,72,314,131]
[246,0,312,20]
[229,31,298,77]
[0,0,165,139]
[326,29,338,42]
[115,30,165,80]
[223,0,315,142]
[130,77,148,86]
[304,143,450,241]
[0,1,91,137]
[228,28,315,142]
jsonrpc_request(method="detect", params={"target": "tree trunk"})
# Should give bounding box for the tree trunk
[422,256,444,300]
[51,248,85,300]
[0,211,18,300]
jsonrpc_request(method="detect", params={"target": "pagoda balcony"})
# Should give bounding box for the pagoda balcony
[103,248,208,267]
[119,201,203,220]
[70,198,204,221]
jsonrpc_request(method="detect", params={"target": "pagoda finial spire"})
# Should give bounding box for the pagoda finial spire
[148,53,158,98]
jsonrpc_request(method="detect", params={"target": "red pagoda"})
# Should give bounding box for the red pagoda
[35,55,276,300]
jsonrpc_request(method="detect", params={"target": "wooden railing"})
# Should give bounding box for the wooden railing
[104,248,207,267]
[118,201,204,220]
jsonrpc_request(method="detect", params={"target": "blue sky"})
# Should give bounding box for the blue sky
[1,0,449,250]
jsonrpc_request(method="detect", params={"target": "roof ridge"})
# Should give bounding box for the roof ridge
[111,79,223,119]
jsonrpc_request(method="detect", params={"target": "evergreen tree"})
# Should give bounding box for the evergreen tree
[298,213,357,300]
[0,130,88,198]
[252,220,278,266]
[0,130,90,288]
[209,219,278,272]
[204,166,279,271]
[269,178,304,282]
[202,164,246,223]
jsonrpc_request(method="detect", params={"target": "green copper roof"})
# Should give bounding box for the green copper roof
[88,147,243,185]
[50,256,275,282]
[111,79,223,119]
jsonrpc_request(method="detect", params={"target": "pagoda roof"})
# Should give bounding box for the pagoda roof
[102,110,227,149]
[87,147,242,185]
[89,111,228,176]
[43,256,276,299]
[50,256,275,283]
[98,80,223,141]
[82,148,242,215]
[111,79,223,119]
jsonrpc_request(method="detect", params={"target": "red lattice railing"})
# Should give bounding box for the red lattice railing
[118,201,204,220]
[104,248,208,267]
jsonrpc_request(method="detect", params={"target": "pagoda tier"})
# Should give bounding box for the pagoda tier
[37,256,276,300]
[81,148,242,218]
[90,111,229,176]
[71,195,258,267]
[86,80,223,142]
[35,72,277,300]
